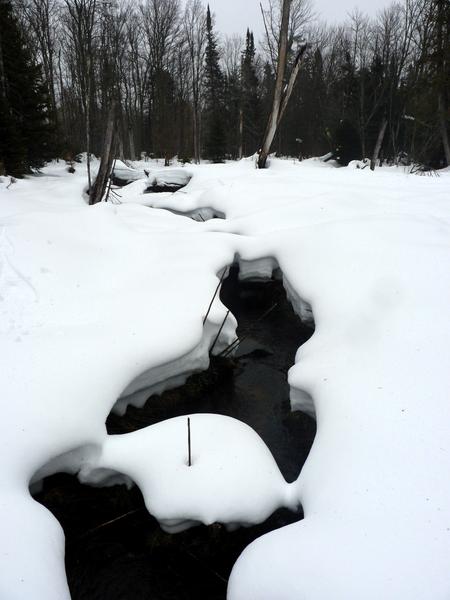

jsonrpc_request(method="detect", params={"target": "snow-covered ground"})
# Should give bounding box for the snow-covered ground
[0,157,449,599]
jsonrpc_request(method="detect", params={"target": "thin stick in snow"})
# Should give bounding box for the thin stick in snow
[187,417,192,467]
[104,157,117,203]
[202,268,227,325]
[210,309,230,354]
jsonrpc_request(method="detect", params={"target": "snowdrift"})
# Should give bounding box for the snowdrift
[0,158,449,599]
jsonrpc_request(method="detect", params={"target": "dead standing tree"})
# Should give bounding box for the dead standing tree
[88,3,124,205]
[184,0,207,164]
[89,100,116,205]
[63,0,97,190]
[258,0,308,168]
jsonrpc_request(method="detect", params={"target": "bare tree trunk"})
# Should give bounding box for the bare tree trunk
[193,105,200,163]
[0,26,11,108]
[195,110,202,164]
[128,125,136,161]
[57,49,69,144]
[257,0,291,169]
[370,116,388,171]
[0,30,6,176]
[118,134,124,161]
[438,93,450,166]
[89,101,116,205]
[86,56,92,192]
[238,107,243,159]
[277,44,307,125]
[257,1,307,169]
[436,0,450,166]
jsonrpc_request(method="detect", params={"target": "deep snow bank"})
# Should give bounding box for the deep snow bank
[1,158,450,599]
[138,158,450,600]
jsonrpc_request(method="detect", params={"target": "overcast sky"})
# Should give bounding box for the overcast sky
[207,0,394,38]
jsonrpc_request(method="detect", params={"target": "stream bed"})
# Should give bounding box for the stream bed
[34,266,316,599]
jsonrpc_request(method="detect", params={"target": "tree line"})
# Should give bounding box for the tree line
[0,0,448,176]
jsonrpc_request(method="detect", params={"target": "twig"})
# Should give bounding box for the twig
[109,187,122,204]
[104,156,117,203]
[77,508,143,540]
[179,541,228,584]
[219,302,278,358]
[260,2,277,74]
[187,416,192,467]
[203,268,227,325]
[210,310,230,354]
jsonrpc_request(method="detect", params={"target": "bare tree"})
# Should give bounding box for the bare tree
[222,34,244,79]
[62,0,98,188]
[260,0,313,64]
[140,0,180,72]
[258,0,309,168]
[21,0,60,130]
[183,0,207,163]
[89,101,116,204]
[123,11,150,159]
[434,0,450,165]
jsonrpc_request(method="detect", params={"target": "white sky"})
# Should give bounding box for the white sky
[206,0,394,38]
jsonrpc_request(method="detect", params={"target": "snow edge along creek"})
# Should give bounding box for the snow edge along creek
[1,158,450,599]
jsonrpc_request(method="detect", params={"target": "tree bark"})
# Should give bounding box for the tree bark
[0,27,8,100]
[128,125,136,161]
[436,0,450,166]
[238,107,243,159]
[193,104,200,163]
[89,101,116,205]
[86,55,92,193]
[257,0,291,169]
[277,43,307,126]
[438,93,450,166]
[370,116,388,171]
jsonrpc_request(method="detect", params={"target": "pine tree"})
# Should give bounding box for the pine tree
[203,5,226,162]
[223,69,241,159]
[240,30,261,156]
[0,1,55,176]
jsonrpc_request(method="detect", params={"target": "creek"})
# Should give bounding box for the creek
[34,265,316,599]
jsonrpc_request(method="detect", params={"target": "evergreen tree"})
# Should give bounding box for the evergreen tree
[152,68,177,165]
[260,62,275,128]
[0,1,55,176]
[203,6,226,162]
[240,30,261,156]
[223,69,241,159]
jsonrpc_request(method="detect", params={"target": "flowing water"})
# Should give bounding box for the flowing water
[35,266,316,599]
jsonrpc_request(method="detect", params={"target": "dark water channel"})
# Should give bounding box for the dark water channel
[34,267,316,599]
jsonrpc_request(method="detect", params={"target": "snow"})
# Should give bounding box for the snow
[81,414,296,534]
[0,158,449,599]
[149,166,192,189]
[111,158,191,188]
[112,158,147,182]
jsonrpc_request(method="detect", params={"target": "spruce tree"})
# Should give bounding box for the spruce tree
[203,6,226,162]
[0,1,55,176]
[223,69,241,159]
[240,30,261,156]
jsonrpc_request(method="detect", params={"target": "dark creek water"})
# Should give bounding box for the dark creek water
[34,267,316,599]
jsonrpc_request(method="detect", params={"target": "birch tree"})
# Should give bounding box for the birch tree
[183,0,207,163]
[258,0,309,168]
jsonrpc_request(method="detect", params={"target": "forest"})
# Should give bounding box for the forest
[0,0,449,174]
